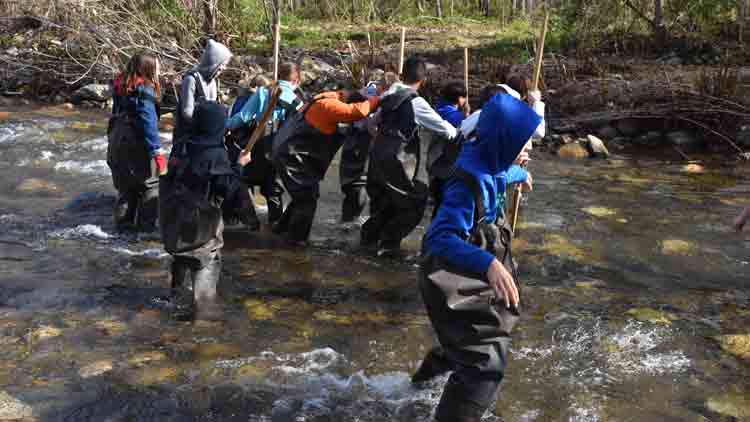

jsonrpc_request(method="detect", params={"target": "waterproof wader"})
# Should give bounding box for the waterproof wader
[271,109,344,243]
[107,111,159,231]
[417,169,520,422]
[339,126,371,222]
[425,130,465,219]
[362,90,427,251]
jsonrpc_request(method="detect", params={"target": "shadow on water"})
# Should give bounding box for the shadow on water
[0,103,749,421]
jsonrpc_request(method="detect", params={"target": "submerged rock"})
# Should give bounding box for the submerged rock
[582,206,617,217]
[78,360,113,378]
[585,135,609,158]
[706,393,750,418]
[715,334,750,361]
[626,307,678,325]
[660,239,696,256]
[596,125,619,140]
[557,142,590,159]
[634,131,663,146]
[0,390,33,420]
[15,178,60,195]
[615,118,642,137]
[28,325,62,342]
[666,130,703,151]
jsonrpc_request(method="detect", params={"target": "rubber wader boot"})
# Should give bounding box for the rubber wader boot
[342,188,367,223]
[411,347,453,385]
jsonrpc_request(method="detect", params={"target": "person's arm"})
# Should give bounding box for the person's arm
[505,164,529,185]
[135,93,166,175]
[226,89,263,130]
[426,180,495,275]
[179,75,197,126]
[528,90,546,139]
[439,107,466,129]
[412,97,457,139]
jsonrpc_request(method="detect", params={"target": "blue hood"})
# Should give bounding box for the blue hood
[436,101,464,129]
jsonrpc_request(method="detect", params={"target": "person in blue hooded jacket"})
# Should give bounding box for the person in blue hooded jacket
[413,93,541,422]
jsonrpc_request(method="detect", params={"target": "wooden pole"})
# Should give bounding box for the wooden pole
[398,26,406,76]
[273,22,281,81]
[463,47,469,104]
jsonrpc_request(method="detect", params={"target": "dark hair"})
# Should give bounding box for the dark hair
[278,62,299,81]
[341,90,367,104]
[402,56,427,84]
[126,53,161,98]
[441,80,467,104]
[478,84,507,109]
[505,74,531,100]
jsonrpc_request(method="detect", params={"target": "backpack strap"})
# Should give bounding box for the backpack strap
[453,168,486,226]
[189,70,208,101]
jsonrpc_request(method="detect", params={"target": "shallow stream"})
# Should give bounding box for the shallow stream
[0,104,749,421]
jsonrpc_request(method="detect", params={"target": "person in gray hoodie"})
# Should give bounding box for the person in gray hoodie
[173,39,232,143]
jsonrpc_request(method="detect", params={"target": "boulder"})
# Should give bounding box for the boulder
[585,134,609,158]
[557,142,590,159]
[666,130,703,151]
[615,118,643,137]
[596,125,619,140]
[73,83,111,102]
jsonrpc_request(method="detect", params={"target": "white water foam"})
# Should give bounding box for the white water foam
[111,247,167,259]
[50,224,112,240]
[40,150,55,160]
[54,159,110,176]
[79,136,108,151]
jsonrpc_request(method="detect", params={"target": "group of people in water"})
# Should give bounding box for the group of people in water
[106,39,546,422]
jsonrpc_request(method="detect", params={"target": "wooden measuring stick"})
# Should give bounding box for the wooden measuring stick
[464,47,469,105]
[238,84,282,164]
[398,27,406,76]
[273,23,281,81]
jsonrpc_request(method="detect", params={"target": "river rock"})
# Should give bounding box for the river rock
[78,360,113,378]
[301,56,335,78]
[715,334,750,361]
[626,307,677,325]
[661,239,696,256]
[585,135,609,158]
[73,83,111,102]
[666,130,703,151]
[706,393,750,418]
[15,178,60,195]
[557,142,590,159]
[615,118,642,137]
[0,390,33,420]
[596,125,619,140]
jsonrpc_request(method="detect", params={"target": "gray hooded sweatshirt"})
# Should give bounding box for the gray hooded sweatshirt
[174,40,232,142]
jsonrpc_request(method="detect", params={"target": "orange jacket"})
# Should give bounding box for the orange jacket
[304,91,379,135]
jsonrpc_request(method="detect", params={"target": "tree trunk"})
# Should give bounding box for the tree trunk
[202,0,217,37]
[436,0,443,19]
[740,0,749,43]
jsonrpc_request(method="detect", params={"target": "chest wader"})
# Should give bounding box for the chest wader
[106,92,159,232]
[417,169,520,422]
[173,71,212,145]
[160,142,225,321]
[270,102,343,243]
[425,130,466,219]
[362,90,428,252]
[339,125,372,222]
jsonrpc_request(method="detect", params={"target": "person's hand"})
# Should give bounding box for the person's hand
[153,154,167,176]
[521,173,533,192]
[461,101,471,116]
[514,150,530,165]
[734,207,750,232]
[527,89,542,105]
[238,148,252,167]
[487,259,519,308]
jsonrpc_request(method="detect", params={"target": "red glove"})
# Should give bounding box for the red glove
[153,154,167,176]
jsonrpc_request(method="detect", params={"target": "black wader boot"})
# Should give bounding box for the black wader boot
[340,128,371,222]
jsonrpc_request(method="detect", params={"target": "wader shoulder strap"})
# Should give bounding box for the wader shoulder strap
[189,71,208,101]
[453,168,486,225]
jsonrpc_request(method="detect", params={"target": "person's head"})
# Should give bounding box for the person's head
[441,80,467,107]
[278,62,300,86]
[402,57,427,88]
[199,39,232,80]
[381,71,398,93]
[505,74,532,101]
[340,89,367,104]
[126,53,161,97]
[478,84,506,109]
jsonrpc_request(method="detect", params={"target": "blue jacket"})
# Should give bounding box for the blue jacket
[425,94,541,275]
[436,101,465,129]
[225,80,301,130]
[112,85,161,157]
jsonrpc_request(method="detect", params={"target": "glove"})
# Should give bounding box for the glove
[528,90,542,104]
[153,154,167,176]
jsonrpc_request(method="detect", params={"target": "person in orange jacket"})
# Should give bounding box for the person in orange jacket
[271,90,380,244]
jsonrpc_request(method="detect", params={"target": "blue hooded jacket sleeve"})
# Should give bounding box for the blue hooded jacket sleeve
[436,102,465,129]
[505,164,528,185]
[134,85,161,157]
[226,88,264,130]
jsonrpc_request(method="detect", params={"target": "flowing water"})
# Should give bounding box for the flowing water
[0,103,749,421]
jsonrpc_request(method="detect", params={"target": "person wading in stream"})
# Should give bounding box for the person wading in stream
[107,53,166,232]
[160,102,253,321]
[413,93,541,422]
[363,57,457,258]
[173,39,232,144]
[270,89,380,245]
[225,62,305,226]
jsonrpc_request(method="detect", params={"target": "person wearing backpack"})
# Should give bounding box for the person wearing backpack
[363,57,457,258]
[173,39,232,143]
[107,53,166,232]
[225,62,305,225]
[270,90,380,244]
[412,93,541,422]
[160,101,253,321]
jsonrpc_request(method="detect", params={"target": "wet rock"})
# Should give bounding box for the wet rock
[615,118,642,137]
[301,56,335,80]
[0,390,33,420]
[585,134,609,158]
[73,83,111,102]
[193,343,241,361]
[596,125,619,140]
[681,163,705,174]
[128,351,167,366]
[582,206,617,217]
[625,307,677,325]
[557,142,590,159]
[660,239,696,256]
[128,366,179,386]
[666,130,703,151]
[15,178,60,195]
[28,325,62,342]
[715,334,750,361]
[78,360,113,378]
[706,393,750,418]
[94,319,127,336]
[634,131,663,146]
